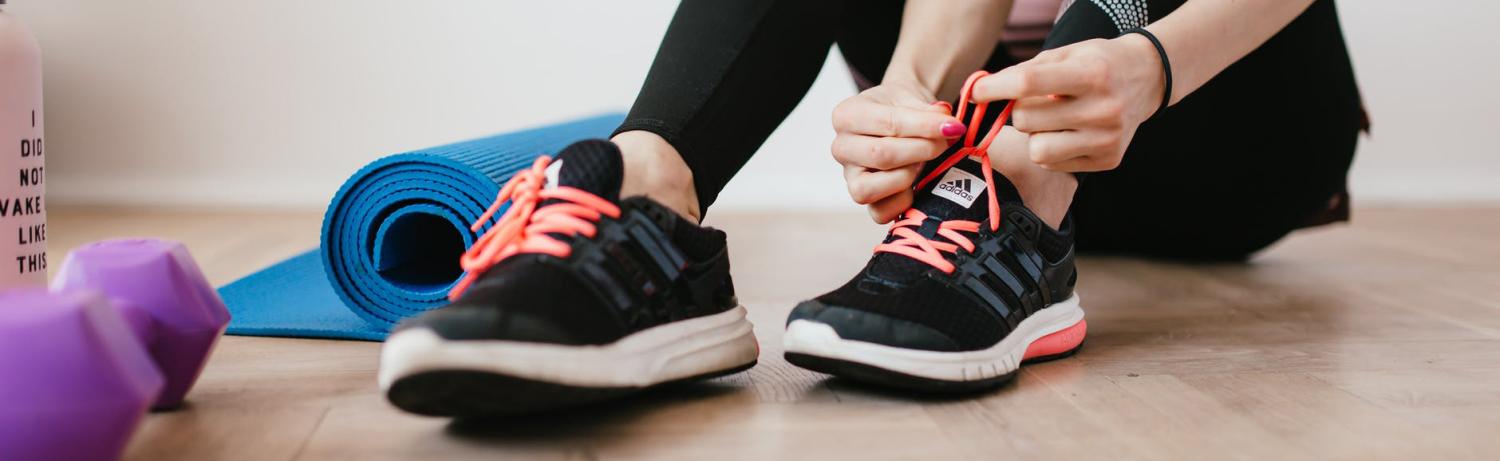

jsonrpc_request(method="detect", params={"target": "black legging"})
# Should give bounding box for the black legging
[613,0,1364,260]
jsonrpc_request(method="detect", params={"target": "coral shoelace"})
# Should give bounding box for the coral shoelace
[873,70,1018,274]
[449,156,621,300]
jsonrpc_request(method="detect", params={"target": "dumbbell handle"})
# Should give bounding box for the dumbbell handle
[51,238,230,410]
[110,298,160,363]
[89,293,221,410]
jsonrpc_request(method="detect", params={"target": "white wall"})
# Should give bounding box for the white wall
[5,0,1498,211]
[1336,2,1500,204]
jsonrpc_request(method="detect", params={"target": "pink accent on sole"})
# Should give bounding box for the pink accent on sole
[1021,319,1087,361]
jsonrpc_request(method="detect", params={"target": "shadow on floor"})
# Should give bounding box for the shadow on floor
[442,379,745,441]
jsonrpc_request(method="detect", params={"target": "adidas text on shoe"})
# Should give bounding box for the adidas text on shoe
[783,71,1086,393]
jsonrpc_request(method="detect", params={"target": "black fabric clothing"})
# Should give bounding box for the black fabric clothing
[614,0,1363,260]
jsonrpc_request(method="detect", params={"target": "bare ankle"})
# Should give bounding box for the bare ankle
[1013,172,1076,230]
[611,131,702,224]
[989,128,1076,229]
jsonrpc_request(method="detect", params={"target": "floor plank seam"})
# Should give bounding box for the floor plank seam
[288,406,332,461]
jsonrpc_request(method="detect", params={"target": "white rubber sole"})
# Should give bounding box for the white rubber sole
[378,305,759,390]
[782,294,1084,383]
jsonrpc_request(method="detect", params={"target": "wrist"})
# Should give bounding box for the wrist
[1115,32,1168,118]
[880,69,942,101]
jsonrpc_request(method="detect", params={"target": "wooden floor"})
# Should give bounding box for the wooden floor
[47,206,1500,460]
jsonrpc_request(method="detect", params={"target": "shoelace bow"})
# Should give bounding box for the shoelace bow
[449,155,620,300]
[873,70,1018,274]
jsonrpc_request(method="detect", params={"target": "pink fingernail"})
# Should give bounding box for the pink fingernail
[940,121,966,137]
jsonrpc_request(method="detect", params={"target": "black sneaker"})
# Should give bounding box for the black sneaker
[379,140,758,416]
[783,73,1086,392]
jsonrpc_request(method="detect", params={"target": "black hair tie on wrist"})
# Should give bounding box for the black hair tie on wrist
[1121,27,1172,117]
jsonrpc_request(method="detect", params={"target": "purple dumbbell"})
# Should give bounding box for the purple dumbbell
[0,289,164,461]
[50,238,231,410]
[0,239,230,460]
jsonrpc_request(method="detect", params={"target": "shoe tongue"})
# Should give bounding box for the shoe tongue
[909,156,996,222]
[866,153,1020,282]
[544,139,623,203]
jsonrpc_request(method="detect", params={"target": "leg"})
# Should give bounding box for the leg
[778,3,1109,392]
[614,0,1016,222]
[612,0,843,221]
[383,0,921,413]
[988,0,1131,228]
[1071,0,1363,259]
[988,0,1361,257]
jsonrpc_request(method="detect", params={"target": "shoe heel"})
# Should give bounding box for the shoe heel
[1021,318,1087,362]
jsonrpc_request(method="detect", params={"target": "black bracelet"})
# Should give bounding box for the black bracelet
[1121,27,1172,117]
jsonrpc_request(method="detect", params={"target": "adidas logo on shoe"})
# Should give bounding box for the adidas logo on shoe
[783,70,1085,393]
[932,164,985,208]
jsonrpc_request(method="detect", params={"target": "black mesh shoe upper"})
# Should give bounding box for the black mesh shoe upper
[790,156,1077,352]
[395,140,738,345]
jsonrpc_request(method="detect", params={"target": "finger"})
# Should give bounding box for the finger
[1037,154,1123,172]
[831,134,949,170]
[842,163,920,205]
[1020,97,1130,133]
[1009,95,1081,132]
[833,98,963,138]
[972,60,1104,102]
[1027,130,1117,166]
[868,189,914,224]
[928,102,963,137]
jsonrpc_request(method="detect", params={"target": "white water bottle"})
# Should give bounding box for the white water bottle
[0,0,46,288]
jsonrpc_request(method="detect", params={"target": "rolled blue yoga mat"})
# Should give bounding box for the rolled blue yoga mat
[218,113,624,341]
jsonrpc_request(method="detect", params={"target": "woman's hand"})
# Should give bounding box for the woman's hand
[832,82,966,223]
[972,35,1165,172]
